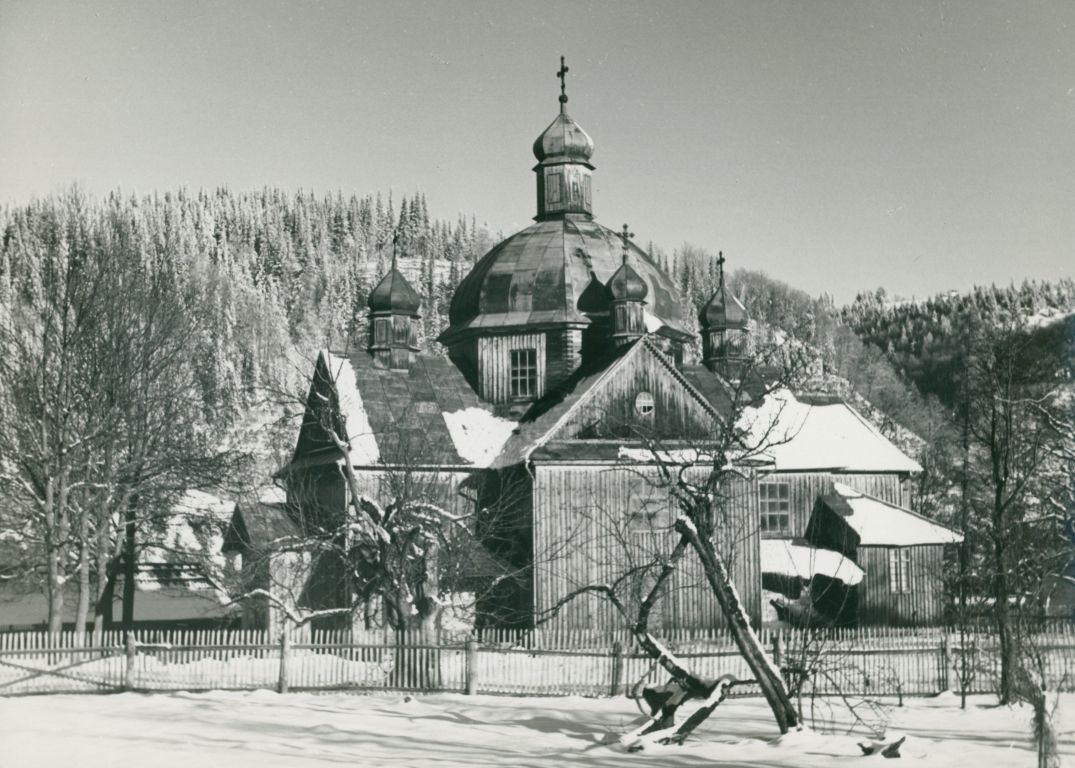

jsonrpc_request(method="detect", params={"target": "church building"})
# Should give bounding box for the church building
[230,61,958,634]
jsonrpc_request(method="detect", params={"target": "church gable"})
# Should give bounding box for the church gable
[552,339,719,441]
[493,338,723,467]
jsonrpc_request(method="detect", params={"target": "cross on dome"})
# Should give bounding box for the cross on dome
[620,223,634,264]
[557,56,569,109]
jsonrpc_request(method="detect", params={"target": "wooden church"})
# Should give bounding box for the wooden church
[229,62,960,633]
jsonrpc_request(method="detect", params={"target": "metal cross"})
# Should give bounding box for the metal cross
[716,250,726,279]
[557,56,569,105]
[620,223,634,262]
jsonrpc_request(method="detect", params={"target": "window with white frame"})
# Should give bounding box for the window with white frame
[509,348,538,399]
[758,481,790,534]
[888,548,912,594]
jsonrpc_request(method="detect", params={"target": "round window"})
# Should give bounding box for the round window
[634,392,655,417]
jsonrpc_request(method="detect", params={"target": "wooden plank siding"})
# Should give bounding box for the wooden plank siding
[531,463,760,632]
[555,342,718,441]
[857,545,948,627]
[477,333,547,403]
[761,471,908,539]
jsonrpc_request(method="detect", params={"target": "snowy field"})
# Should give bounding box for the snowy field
[2,691,1073,768]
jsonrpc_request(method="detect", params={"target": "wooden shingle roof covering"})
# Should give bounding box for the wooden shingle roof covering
[368,266,422,315]
[347,350,491,466]
[678,364,736,416]
[533,111,594,165]
[223,499,300,552]
[443,215,687,340]
[701,282,749,329]
[607,258,648,302]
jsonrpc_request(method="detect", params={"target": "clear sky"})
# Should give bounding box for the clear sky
[1,0,1072,303]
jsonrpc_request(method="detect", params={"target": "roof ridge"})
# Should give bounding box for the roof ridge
[641,337,726,424]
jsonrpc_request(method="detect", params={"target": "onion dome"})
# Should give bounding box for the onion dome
[606,261,648,302]
[368,264,422,317]
[700,253,748,329]
[606,225,648,303]
[533,113,595,165]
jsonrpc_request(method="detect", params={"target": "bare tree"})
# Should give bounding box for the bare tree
[952,315,1070,704]
[0,194,246,632]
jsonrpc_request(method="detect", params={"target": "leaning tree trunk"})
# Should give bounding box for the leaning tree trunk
[676,519,799,733]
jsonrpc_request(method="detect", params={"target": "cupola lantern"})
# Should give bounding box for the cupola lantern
[700,252,750,373]
[532,57,595,220]
[367,236,422,370]
[606,224,648,346]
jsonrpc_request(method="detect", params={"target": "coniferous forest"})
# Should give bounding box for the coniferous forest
[0,187,1072,660]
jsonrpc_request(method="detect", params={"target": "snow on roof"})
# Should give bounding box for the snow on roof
[760,539,864,585]
[324,351,380,464]
[831,482,962,546]
[738,389,921,473]
[172,489,234,521]
[258,486,287,506]
[642,310,665,334]
[442,407,518,467]
[617,446,711,464]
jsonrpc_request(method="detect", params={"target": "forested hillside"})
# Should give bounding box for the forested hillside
[842,281,1075,403]
[0,187,495,630]
[1,187,1070,645]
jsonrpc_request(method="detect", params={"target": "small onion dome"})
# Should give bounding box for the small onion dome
[700,285,749,329]
[533,112,595,165]
[606,259,649,303]
[367,267,422,316]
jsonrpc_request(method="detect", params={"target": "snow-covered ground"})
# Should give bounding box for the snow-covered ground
[2,690,1072,767]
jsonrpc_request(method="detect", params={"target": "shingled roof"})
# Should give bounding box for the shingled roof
[303,350,516,468]
[443,215,687,341]
[223,493,300,553]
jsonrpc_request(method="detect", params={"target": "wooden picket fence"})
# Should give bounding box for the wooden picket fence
[1,624,1072,698]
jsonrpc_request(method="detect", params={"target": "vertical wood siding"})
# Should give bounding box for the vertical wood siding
[478,333,546,403]
[858,545,947,626]
[762,472,906,539]
[532,464,760,632]
[556,346,716,440]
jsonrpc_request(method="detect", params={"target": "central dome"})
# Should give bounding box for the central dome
[443,215,686,337]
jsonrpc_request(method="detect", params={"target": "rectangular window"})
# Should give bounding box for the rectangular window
[758,482,790,534]
[509,348,538,399]
[888,548,912,594]
[545,171,562,206]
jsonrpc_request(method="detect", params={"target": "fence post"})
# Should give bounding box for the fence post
[278,625,290,694]
[465,637,478,695]
[939,634,950,693]
[610,641,625,697]
[124,632,137,691]
[773,632,784,672]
